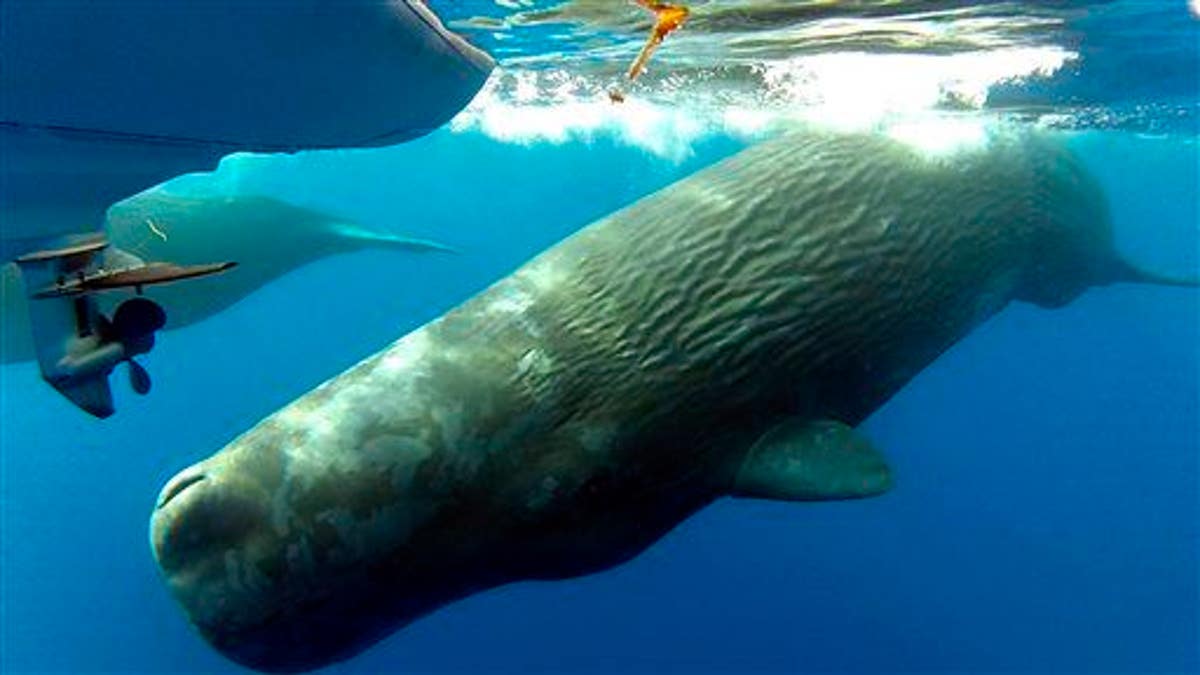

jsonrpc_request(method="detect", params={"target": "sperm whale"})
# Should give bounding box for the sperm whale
[150,128,1195,672]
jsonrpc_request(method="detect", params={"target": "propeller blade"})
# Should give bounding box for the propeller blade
[128,359,152,395]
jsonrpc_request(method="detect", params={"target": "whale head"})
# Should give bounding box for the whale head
[148,399,480,672]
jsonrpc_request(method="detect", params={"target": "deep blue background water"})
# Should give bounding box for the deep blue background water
[0,126,1196,673]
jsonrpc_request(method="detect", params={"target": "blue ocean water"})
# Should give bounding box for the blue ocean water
[2,1,1198,673]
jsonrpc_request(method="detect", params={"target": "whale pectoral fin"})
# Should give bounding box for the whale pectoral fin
[731,419,892,501]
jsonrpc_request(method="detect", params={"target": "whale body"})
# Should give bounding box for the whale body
[0,190,452,363]
[149,128,1194,672]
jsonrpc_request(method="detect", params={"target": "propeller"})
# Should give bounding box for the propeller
[109,298,168,396]
[112,298,166,355]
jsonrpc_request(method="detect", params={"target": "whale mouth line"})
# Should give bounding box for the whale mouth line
[157,471,207,510]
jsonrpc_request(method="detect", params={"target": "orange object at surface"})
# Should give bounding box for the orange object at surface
[627,0,690,80]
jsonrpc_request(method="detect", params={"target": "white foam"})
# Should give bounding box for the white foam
[450,46,1075,159]
[450,83,719,160]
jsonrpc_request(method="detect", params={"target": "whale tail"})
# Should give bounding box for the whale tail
[333,223,459,254]
[1110,258,1200,288]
